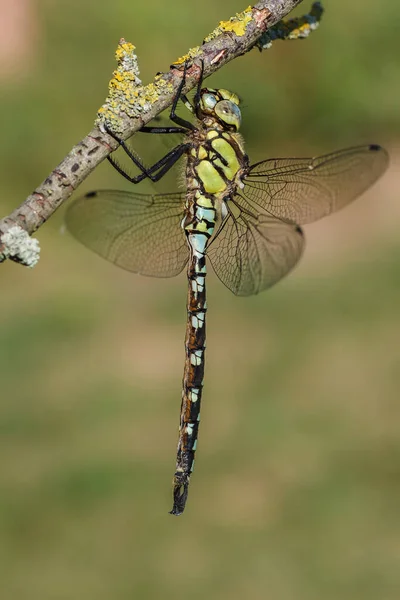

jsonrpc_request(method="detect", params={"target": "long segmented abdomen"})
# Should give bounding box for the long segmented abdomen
[170,126,245,515]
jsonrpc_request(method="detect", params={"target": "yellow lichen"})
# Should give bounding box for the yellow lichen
[115,41,136,61]
[96,38,178,132]
[288,21,320,39]
[96,38,146,129]
[204,6,253,42]
[172,46,201,66]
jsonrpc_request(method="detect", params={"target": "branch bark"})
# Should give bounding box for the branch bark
[0,0,322,266]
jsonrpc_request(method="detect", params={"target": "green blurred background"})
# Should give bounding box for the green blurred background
[1,1,400,598]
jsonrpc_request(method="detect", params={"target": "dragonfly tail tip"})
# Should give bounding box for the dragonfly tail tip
[170,476,190,516]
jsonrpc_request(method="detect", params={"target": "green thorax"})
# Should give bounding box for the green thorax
[183,88,248,236]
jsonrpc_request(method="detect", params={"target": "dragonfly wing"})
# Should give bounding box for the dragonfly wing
[66,190,188,277]
[243,144,389,225]
[207,195,305,296]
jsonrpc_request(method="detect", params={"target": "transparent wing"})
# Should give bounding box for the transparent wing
[243,144,389,225]
[207,195,305,296]
[66,190,188,277]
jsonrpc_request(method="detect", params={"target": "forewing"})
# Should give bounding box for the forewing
[207,195,305,296]
[66,190,188,277]
[243,145,389,225]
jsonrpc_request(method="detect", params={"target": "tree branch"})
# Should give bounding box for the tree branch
[0,1,323,267]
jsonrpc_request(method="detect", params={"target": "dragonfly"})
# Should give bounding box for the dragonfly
[66,61,388,515]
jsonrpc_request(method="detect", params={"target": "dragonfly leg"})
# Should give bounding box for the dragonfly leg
[141,61,204,132]
[105,122,190,183]
[104,123,151,174]
[142,60,204,131]
[107,142,190,184]
[193,59,204,115]
[146,143,190,182]
[169,61,199,130]
[178,59,205,118]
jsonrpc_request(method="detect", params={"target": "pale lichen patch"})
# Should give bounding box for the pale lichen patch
[96,39,174,133]
[137,74,174,113]
[0,225,40,267]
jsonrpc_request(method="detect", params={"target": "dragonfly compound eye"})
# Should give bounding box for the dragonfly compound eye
[215,100,242,131]
[200,93,218,113]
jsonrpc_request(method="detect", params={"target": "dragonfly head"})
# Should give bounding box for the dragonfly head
[199,88,241,131]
